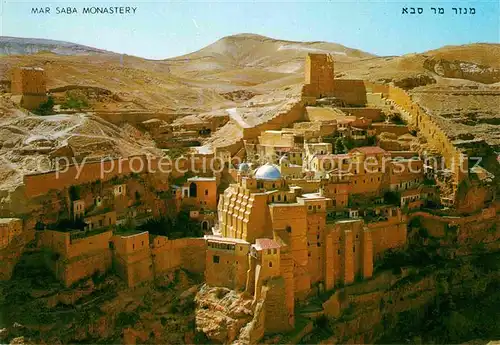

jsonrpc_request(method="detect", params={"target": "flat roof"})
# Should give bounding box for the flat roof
[0,218,21,224]
[205,235,249,244]
[187,176,216,182]
[301,193,326,199]
[114,230,148,238]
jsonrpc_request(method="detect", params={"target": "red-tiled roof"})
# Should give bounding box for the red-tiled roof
[350,146,388,155]
[254,238,281,250]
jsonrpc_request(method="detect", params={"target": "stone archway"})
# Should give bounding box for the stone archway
[201,221,209,231]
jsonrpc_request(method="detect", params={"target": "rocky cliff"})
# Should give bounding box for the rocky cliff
[423,58,500,84]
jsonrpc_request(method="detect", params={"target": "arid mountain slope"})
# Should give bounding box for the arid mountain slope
[1,34,498,110]
[0,36,115,56]
[0,98,161,192]
[0,34,499,151]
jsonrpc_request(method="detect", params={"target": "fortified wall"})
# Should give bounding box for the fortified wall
[22,153,224,199]
[111,233,206,287]
[299,56,468,192]
[410,204,499,251]
[23,155,159,198]
[38,228,206,287]
[363,82,468,188]
[39,229,113,287]
[302,53,367,105]
[240,101,305,140]
[0,229,35,281]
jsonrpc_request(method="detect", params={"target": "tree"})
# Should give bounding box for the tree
[335,137,346,154]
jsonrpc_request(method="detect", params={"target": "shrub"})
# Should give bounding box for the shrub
[335,137,346,154]
[116,311,140,327]
[391,113,405,124]
[61,90,89,110]
[35,96,55,115]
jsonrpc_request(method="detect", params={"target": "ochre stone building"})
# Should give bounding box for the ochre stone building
[11,67,48,110]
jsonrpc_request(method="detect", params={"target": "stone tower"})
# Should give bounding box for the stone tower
[304,53,335,98]
[11,67,48,110]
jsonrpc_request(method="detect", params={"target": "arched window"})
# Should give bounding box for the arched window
[189,182,197,197]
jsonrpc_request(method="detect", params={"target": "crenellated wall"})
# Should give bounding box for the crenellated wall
[378,84,468,190]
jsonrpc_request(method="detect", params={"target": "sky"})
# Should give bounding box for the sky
[1,0,499,59]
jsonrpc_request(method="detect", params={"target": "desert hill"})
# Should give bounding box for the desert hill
[0,97,162,192]
[0,33,499,163]
[1,34,499,110]
[0,36,115,56]
[166,33,374,78]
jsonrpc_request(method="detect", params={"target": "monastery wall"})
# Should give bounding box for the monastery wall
[339,107,383,121]
[410,205,497,238]
[368,218,407,257]
[349,172,385,196]
[0,219,23,250]
[0,230,35,281]
[111,232,153,287]
[40,230,113,260]
[333,80,368,106]
[113,249,153,287]
[379,139,403,151]
[67,230,113,259]
[288,179,322,194]
[241,101,305,140]
[20,95,49,110]
[278,245,295,325]
[152,236,206,275]
[262,277,293,333]
[93,111,177,126]
[304,106,342,122]
[371,123,409,136]
[380,84,468,188]
[23,155,159,198]
[307,211,326,284]
[269,204,310,300]
[55,249,112,287]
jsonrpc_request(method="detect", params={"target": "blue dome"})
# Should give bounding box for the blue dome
[255,163,281,180]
